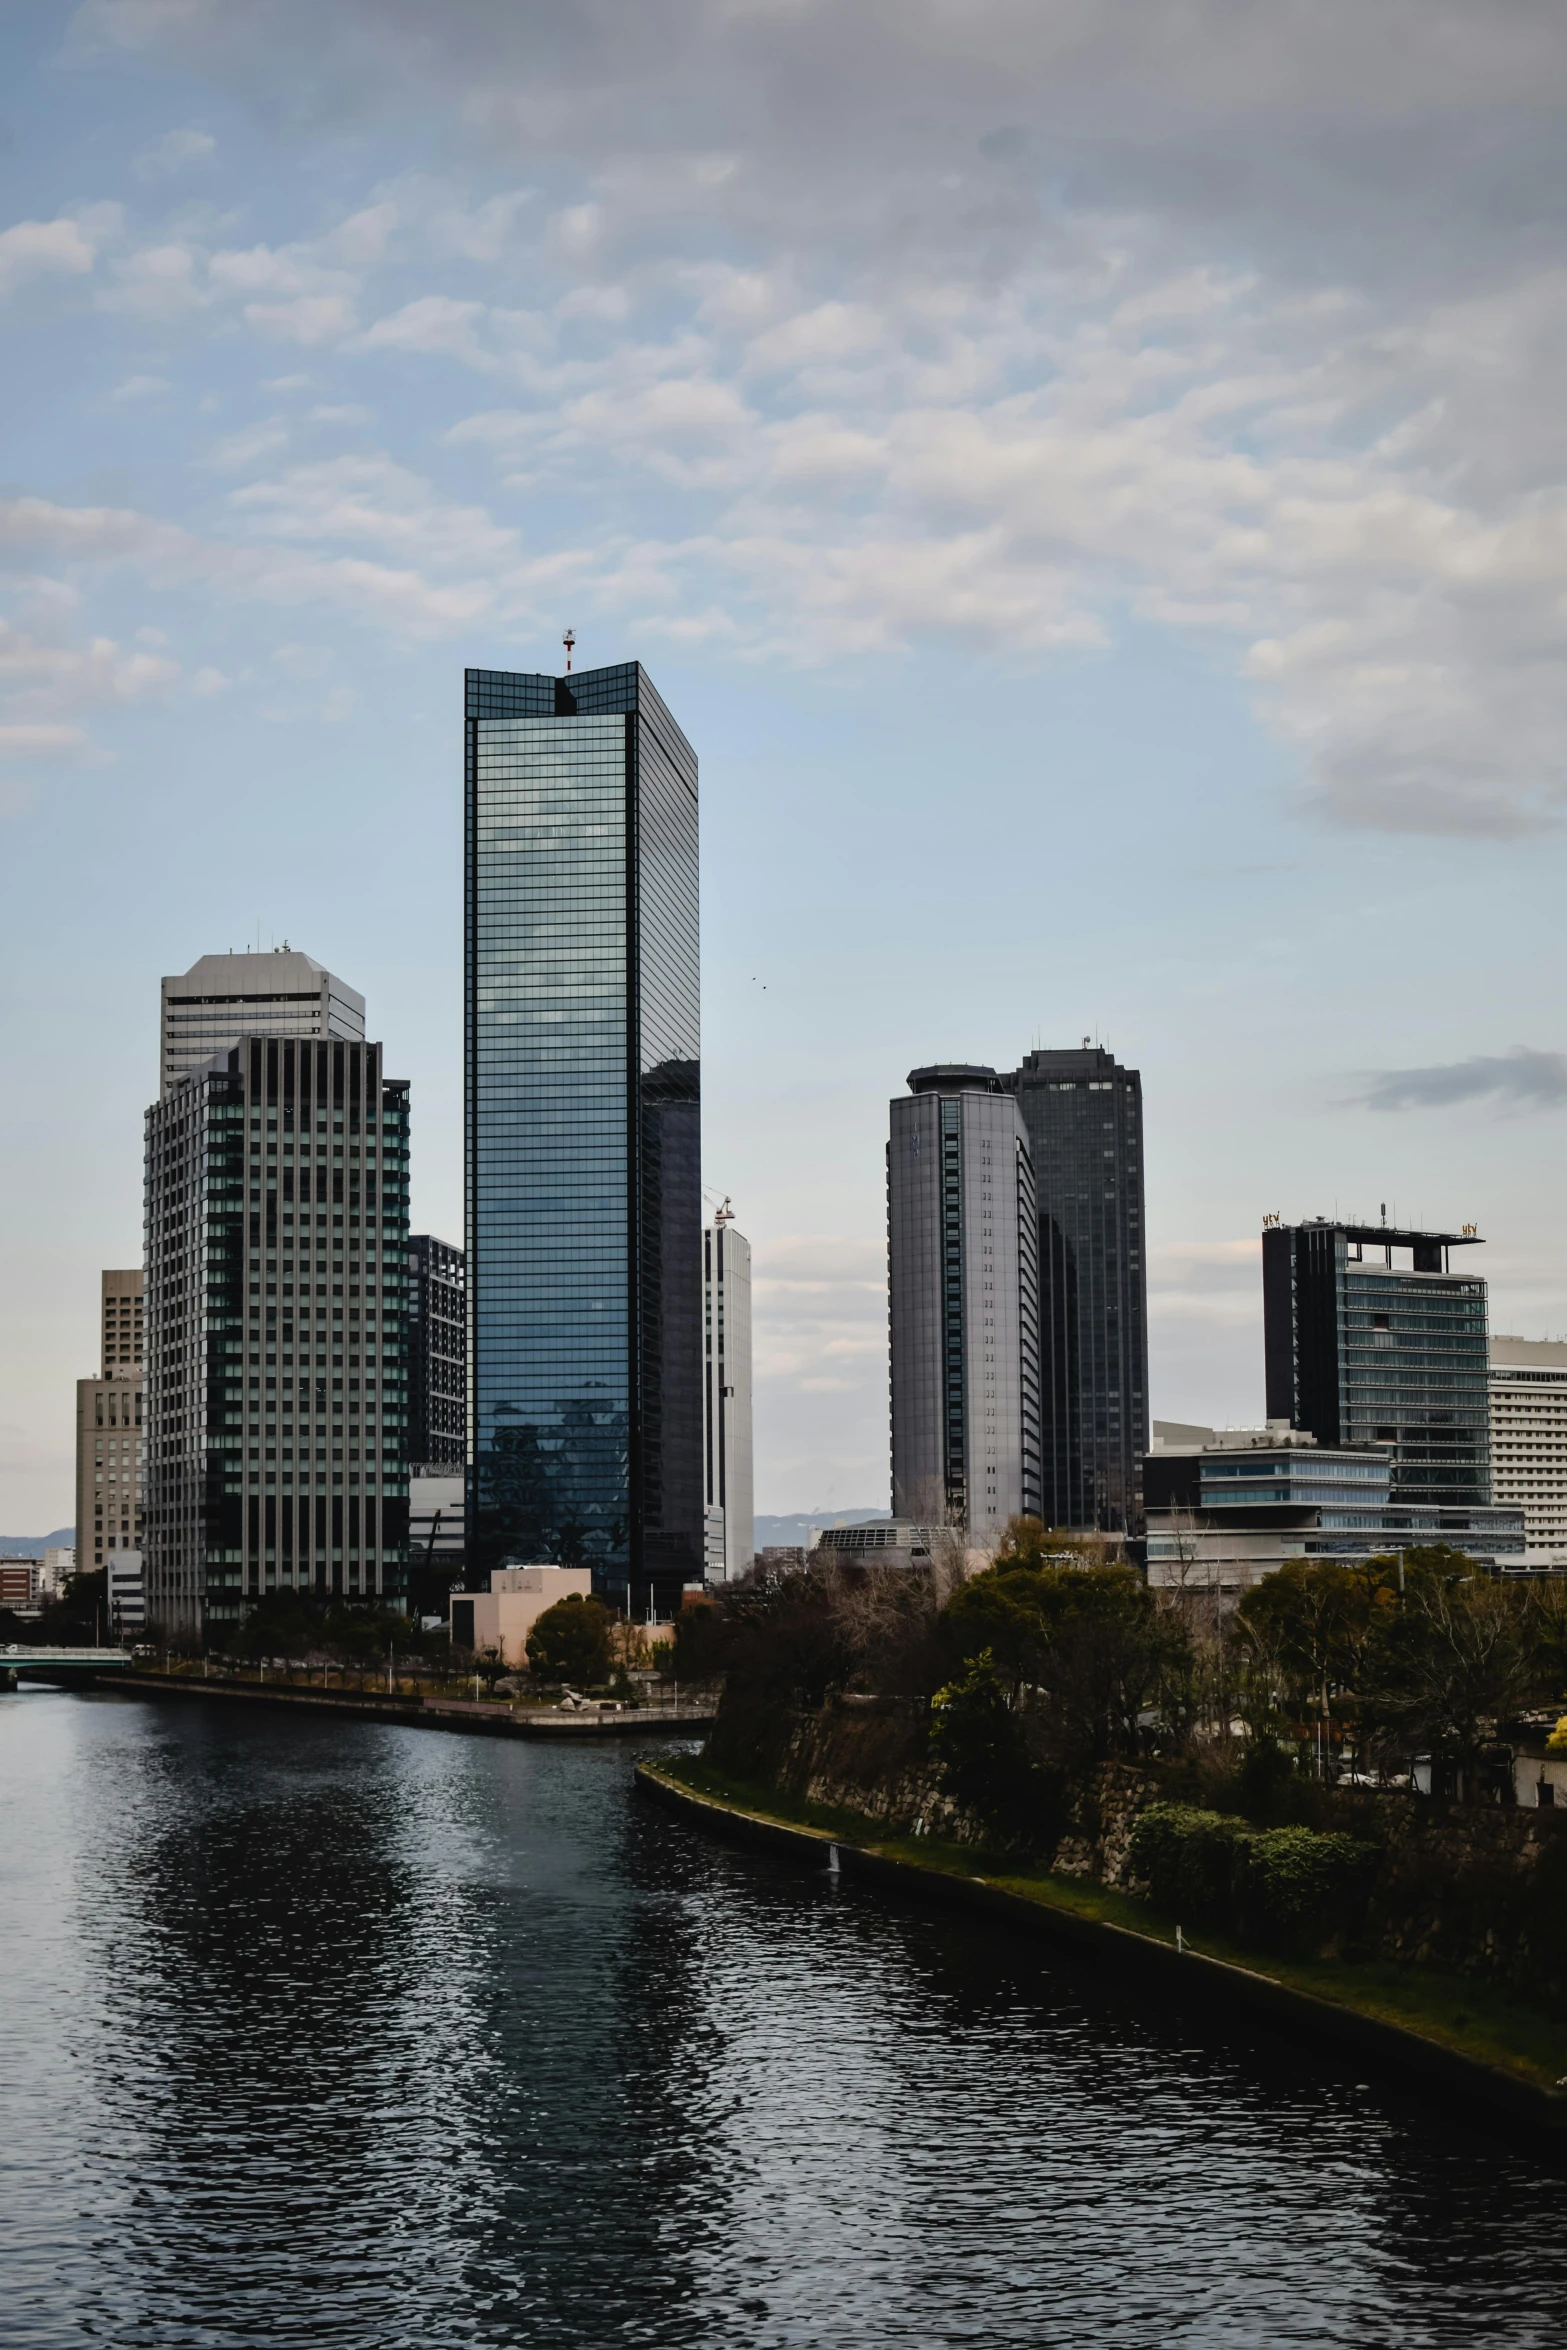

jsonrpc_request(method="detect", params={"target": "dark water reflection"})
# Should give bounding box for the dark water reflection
[2,1691,1565,2347]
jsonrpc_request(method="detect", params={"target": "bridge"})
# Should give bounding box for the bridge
[1,1645,133,1684]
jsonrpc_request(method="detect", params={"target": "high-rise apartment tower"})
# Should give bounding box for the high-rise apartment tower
[1263,1217,1490,1511]
[702,1203,754,1581]
[888,1067,1042,1537]
[76,1268,144,1574]
[1489,1337,1567,1568]
[144,1026,410,1637]
[408,1235,466,1471]
[1003,1047,1148,1534]
[464,663,702,1612]
[160,949,364,1098]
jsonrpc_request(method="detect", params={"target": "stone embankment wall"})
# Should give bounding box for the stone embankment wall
[708,1694,1157,1867]
[1360,1794,1567,2005]
[708,1693,1567,2002]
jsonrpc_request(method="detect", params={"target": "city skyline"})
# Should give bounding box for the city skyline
[11,8,1567,1530]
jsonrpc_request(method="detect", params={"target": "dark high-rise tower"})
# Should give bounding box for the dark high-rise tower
[1004,1047,1149,1533]
[1263,1217,1491,1510]
[407,1235,465,1471]
[464,662,702,1611]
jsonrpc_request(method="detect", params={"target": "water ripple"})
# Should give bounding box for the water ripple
[1,1691,1563,2348]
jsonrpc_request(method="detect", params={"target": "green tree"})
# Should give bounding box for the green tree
[1359,1549,1537,1793]
[526,1593,614,1686]
[942,1558,1188,1766]
[929,1649,1030,1825]
[37,1569,107,1646]
[1237,1555,1402,1765]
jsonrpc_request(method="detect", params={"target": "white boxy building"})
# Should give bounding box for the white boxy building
[1489,1337,1567,1568]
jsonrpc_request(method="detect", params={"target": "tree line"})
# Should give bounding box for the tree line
[674,1520,1567,1807]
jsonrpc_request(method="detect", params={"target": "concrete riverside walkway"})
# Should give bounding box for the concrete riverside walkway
[109,1672,714,1736]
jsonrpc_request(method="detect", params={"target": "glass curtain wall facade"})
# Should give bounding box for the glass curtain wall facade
[1263,1220,1492,1510]
[1004,1048,1149,1533]
[144,1035,410,1639]
[465,663,702,1613]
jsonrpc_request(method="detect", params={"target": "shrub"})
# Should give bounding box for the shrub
[1130,1805,1253,1929]
[1241,1825,1381,1946]
[1130,1802,1380,1953]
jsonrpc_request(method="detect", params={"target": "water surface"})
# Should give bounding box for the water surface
[2,1689,1563,2347]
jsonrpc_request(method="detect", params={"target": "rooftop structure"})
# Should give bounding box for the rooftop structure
[160,950,364,1099]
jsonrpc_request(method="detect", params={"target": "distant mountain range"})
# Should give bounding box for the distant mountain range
[0,1529,74,1557]
[755,1510,890,1549]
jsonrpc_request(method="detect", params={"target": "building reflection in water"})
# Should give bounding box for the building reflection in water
[5,1694,1567,2349]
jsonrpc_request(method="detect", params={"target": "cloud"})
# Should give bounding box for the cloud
[0,605,180,780]
[110,373,169,401]
[229,452,519,570]
[241,293,357,344]
[0,480,516,641]
[99,239,205,321]
[1357,1050,1567,1113]
[0,620,179,705]
[132,126,215,179]
[0,214,99,297]
[200,417,290,471]
[36,2,1567,832]
[0,723,96,762]
[356,294,491,366]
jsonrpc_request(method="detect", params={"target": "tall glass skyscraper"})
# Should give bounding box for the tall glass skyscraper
[464,662,702,1611]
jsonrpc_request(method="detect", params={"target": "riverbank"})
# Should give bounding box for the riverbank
[105,1671,714,1737]
[638,1753,1567,2136]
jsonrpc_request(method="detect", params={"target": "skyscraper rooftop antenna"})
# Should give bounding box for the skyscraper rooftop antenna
[563,627,576,674]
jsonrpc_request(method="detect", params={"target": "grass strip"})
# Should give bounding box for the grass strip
[654,1752,1567,2094]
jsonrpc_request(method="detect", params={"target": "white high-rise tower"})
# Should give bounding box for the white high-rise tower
[888,1067,1042,1539]
[702,1201,754,1581]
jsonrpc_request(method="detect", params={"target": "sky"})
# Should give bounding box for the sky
[6,0,1567,1534]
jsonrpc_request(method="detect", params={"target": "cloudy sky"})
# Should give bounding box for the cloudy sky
[5,0,1567,1532]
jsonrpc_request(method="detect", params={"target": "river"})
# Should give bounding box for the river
[2,1688,1564,2347]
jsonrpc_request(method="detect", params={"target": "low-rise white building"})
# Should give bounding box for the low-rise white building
[39,1547,75,1598]
[1489,1337,1567,1568]
[449,1565,594,1666]
[1144,1419,1526,1590]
